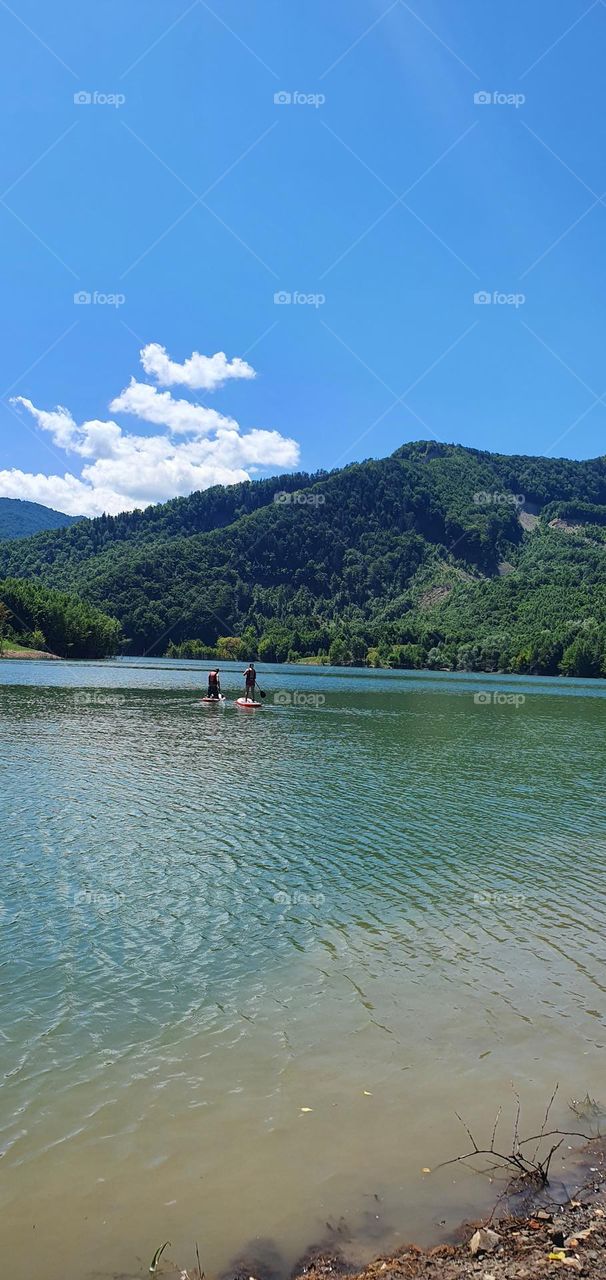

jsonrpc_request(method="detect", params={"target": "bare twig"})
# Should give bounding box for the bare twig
[539,1138,564,1184]
[436,1087,596,1192]
[455,1110,480,1152]
[570,1094,605,1138]
[532,1083,559,1160]
[512,1083,522,1155]
[518,1128,590,1147]
[491,1105,502,1151]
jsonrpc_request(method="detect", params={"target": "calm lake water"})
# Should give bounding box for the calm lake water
[1,659,605,1280]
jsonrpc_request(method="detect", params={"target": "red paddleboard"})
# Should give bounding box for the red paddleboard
[236,697,262,709]
[200,695,226,704]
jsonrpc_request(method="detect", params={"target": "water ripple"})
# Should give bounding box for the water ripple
[1,662,606,1280]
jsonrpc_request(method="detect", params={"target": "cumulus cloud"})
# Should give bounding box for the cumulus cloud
[12,398,124,460]
[4,342,299,517]
[140,342,256,391]
[0,468,138,517]
[12,398,80,452]
[109,380,238,435]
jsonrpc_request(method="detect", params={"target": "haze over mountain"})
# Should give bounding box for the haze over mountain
[2,441,606,676]
[0,498,79,542]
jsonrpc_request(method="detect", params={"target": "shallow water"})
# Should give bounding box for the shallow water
[1,659,605,1280]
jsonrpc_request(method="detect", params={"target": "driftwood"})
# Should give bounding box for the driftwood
[436,1085,597,1189]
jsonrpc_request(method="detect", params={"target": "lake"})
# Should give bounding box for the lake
[1,659,605,1280]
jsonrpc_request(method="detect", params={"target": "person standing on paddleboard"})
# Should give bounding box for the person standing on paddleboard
[242,663,257,701]
[207,668,221,699]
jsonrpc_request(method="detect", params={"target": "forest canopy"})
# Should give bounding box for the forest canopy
[0,578,122,658]
[2,441,606,675]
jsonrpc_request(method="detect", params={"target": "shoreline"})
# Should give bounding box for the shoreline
[161,653,606,682]
[291,1144,606,1280]
[160,1141,606,1280]
[295,1186,606,1280]
[1,650,605,682]
[0,647,60,660]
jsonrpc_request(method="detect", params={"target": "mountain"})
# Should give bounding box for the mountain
[1,441,606,676]
[0,497,79,541]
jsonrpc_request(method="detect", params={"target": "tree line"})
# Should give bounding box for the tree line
[0,578,121,658]
[2,441,606,676]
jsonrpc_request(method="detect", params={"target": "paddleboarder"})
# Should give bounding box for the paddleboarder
[242,662,257,702]
[207,668,221,699]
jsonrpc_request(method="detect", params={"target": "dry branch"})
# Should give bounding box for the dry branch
[436,1084,599,1190]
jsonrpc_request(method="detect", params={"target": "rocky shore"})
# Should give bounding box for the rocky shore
[288,1145,606,1280]
[163,1140,606,1280]
[293,1193,606,1279]
[1,647,60,660]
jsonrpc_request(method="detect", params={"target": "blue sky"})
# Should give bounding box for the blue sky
[1,0,605,514]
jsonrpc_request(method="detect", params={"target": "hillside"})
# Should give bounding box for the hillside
[0,578,121,658]
[0,497,79,541]
[1,441,606,675]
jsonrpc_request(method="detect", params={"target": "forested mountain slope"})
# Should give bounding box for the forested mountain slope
[0,578,121,658]
[0,497,79,540]
[2,442,606,675]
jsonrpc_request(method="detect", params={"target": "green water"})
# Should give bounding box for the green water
[1,659,605,1280]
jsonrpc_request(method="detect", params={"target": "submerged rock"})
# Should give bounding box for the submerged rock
[219,1237,285,1280]
[290,1245,350,1278]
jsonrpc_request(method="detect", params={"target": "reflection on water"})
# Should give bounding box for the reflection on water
[1,660,605,1280]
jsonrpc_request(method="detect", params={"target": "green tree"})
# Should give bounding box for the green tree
[216,635,247,660]
[328,636,352,666]
[4,443,606,677]
[560,630,604,677]
[388,643,424,669]
[0,601,11,656]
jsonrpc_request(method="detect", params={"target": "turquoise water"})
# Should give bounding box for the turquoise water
[1,659,605,1280]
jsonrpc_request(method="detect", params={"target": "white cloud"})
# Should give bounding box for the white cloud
[0,469,135,517]
[109,379,238,435]
[140,342,256,391]
[212,427,304,469]
[12,397,124,461]
[5,343,299,517]
[12,397,80,452]
[74,419,124,460]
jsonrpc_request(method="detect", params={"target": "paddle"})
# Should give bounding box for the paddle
[243,670,266,700]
